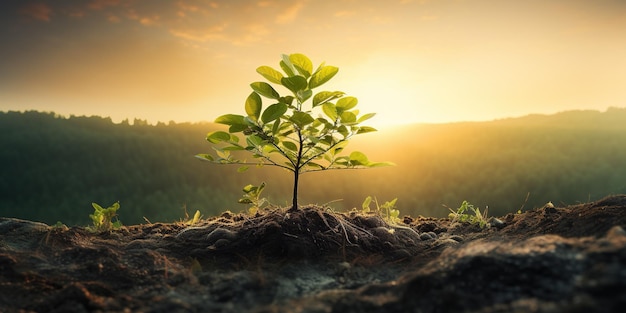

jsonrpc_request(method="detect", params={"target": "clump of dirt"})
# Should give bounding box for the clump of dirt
[1,195,626,312]
[173,206,443,265]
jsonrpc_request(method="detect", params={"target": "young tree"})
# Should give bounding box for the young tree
[197,53,392,210]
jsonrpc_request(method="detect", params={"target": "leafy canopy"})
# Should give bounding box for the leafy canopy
[197,53,393,209]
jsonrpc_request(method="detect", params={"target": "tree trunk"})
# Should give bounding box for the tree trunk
[291,169,299,211]
[290,129,304,211]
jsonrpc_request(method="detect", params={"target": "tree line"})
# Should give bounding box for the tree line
[1,108,625,226]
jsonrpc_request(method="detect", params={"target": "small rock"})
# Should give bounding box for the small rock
[435,238,460,247]
[206,227,237,244]
[448,235,464,242]
[489,218,506,229]
[606,225,626,239]
[420,232,435,241]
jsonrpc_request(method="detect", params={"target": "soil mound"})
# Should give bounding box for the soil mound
[1,195,625,312]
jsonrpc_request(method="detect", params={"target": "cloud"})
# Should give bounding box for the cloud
[20,3,53,21]
[275,2,304,24]
[139,15,160,26]
[169,24,228,42]
[88,0,122,11]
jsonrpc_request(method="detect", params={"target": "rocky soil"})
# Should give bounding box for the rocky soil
[1,195,626,312]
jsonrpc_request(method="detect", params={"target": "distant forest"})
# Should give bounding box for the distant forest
[1,108,625,226]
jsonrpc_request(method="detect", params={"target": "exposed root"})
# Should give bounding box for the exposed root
[175,205,427,263]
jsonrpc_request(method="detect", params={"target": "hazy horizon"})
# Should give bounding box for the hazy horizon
[3,106,623,129]
[1,1,625,126]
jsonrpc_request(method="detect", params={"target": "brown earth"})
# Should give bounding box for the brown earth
[1,195,626,312]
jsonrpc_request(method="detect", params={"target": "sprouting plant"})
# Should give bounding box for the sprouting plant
[51,221,68,230]
[362,196,401,225]
[181,207,202,226]
[448,200,490,229]
[197,53,393,210]
[88,201,122,232]
[239,182,269,215]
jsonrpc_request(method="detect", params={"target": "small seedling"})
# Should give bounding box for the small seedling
[181,208,202,226]
[448,200,490,229]
[88,201,122,232]
[197,53,392,210]
[51,221,68,230]
[239,182,269,215]
[362,196,401,225]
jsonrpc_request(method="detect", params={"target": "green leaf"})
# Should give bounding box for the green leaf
[237,166,249,173]
[229,124,249,133]
[304,162,323,170]
[271,119,281,135]
[223,145,245,151]
[280,54,296,76]
[282,141,298,151]
[279,96,295,106]
[362,196,372,211]
[246,134,264,146]
[215,114,245,126]
[110,201,120,211]
[357,112,376,123]
[297,89,313,103]
[356,126,377,134]
[238,198,253,204]
[281,76,308,93]
[250,82,280,100]
[261,103,288,123]
[112,220,122,229]
[256,66,284,84]
[336,96,358,111]
[290,111,315,128]
[92,202,104,212]
[289,53,313,78]
[279,60,295,76]
[340,111,357,124]
[245,92,262,121]
[337,125,349,138]
[206,131,231,143]
[368,161,396,167]
[263,145,279,154]
[322,103,337,120]
[313,91,344,107]
[349,151,369,166]
[218,116,249,133]
[309,66,339,89]
[195,154,215,162]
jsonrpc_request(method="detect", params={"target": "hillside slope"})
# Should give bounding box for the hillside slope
[1,108,625,225]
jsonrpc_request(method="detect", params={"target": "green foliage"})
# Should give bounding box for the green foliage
[238,182,269,215]
[3,109,626,225]
[362,196,401,225]
[448,200,490,229]
[198,53,392,209]
[88,201,122,232]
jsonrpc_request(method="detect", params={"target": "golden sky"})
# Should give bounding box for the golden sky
[1,0,625,126]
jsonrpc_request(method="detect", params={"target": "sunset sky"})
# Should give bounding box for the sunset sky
[1,0,625,126]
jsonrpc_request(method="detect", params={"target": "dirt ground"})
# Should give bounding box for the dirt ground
[1,195,626,312]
